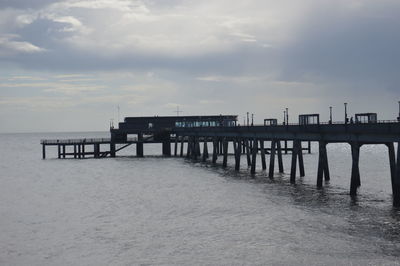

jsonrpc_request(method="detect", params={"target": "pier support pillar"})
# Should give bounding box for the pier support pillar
[94,144,100,158]
[82,145,85,158]
[110,143,116,158]
[174,136,178,157]
[137,134,144,157]
[277,141,284,173]
[74,145,77,159]
[284,140,288,154]
[298,141,305,177]
[260,139,267,170]
[162,140,171,157]
[202,140,209,162]
[393,142,400,207]
[222,138,228,168]
[42,144,46,159]
[57,145,61,159]
[62,145,66,158]
[251,138,258,174]
[308,141,312,154]
[350,142,361,196]
[269,140,276,178]
[212,138,218,163]
[245,139,251,167]
[235,138,241,171]
[317,141,330,187]
[290,140,302,184]
[180,136,184,157]
[387,143,396,198]
[186,137,191,158]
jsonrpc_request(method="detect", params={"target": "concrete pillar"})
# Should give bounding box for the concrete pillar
[269,140,276,178]
[212,138,218,163]
[82,144,85,158]
[162,140,171,157]
[62,145,66,158]
[137,134,143,157]
[284,140,288,154]
[317,141,330,187]
[245,140,251,167]
[58,145,61,159]
[110,143,116,158]
[222,138,228,168]
[260,139,267,170]
[350,142,361,196]
[308,141,312,154]
[277,141,284,173]
[298,141,305,177]
[94,144,100,158]
[186,137,191,158]
[78,145,81,159]
[42,144,46,159]
[387,143,396,196]
[393,142,400,207]
[235,139,241,171]
[180,136,184,157]
[251,138,258,174]
[290,140,299,184]
[195,138,201,157]
[174,136,178,157]
[202,140,209,162]
[74,145,77,159]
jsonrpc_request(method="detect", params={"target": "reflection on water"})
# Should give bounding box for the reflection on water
[0,132,399,265]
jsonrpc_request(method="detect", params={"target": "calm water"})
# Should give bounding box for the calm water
[1,132,400,265]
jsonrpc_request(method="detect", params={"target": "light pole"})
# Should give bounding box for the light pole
[286,108,289,125]
[246,112,249,126]
[398,101,400,122]
[329,106,332,124]
[344,103,348,124]
[251,113,254,126]
[283,110,286,125]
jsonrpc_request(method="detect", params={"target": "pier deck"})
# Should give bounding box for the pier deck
[40,116,400,206]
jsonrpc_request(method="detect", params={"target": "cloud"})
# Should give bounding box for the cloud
[0,34,45,56]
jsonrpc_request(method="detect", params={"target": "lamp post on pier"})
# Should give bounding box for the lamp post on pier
[286,108,289,125]
[246,112,249,126]
[344,103,348,124]
[283,110,286,125]
[398,101,400,122]
[329,106,333,124]
[251,113,254,126]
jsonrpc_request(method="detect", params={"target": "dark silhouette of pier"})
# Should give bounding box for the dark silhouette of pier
[41,114,400,206]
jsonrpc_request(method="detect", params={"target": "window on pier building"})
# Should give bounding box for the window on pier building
[299,114,320,125]
[355,113,377,123]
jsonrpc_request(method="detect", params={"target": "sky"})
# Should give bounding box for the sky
[0,0,399,132]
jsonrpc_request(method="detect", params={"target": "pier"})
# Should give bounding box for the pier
[41,115,400,206]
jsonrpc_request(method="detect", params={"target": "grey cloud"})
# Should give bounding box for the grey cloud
[0,0,56,9]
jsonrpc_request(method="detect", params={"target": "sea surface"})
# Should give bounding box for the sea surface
[1,132,400,266]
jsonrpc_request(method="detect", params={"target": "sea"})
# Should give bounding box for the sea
[1,131,400,266]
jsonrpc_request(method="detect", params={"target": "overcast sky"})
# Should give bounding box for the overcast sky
[0,0,399,132]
